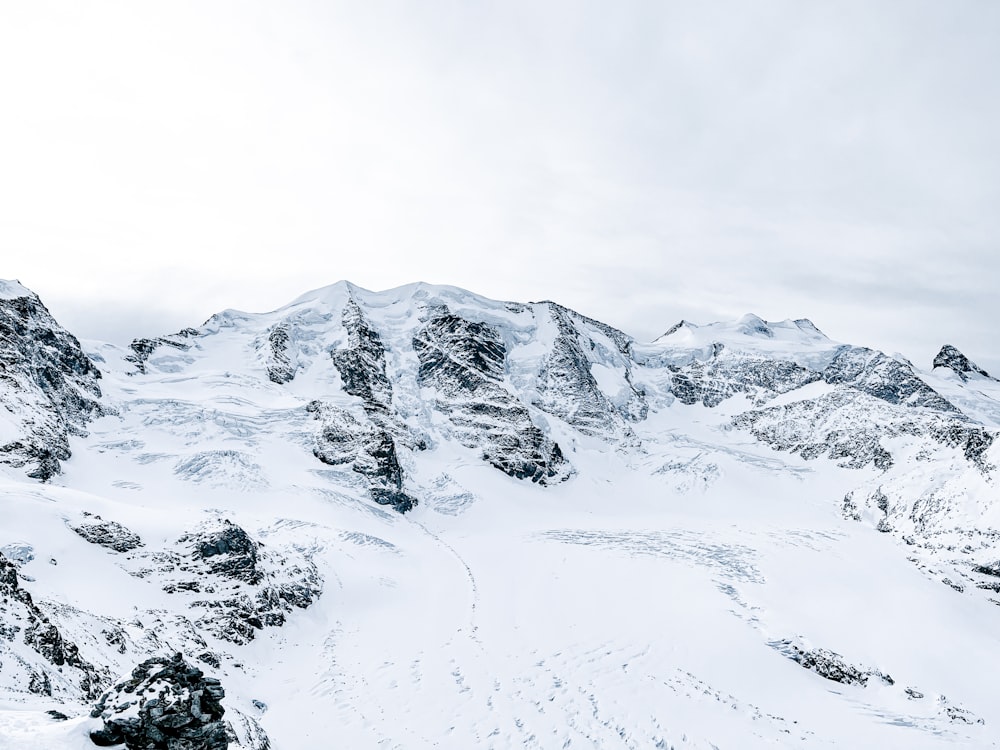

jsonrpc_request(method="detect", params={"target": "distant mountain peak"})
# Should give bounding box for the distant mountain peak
[792,318,824,335]
[657,320,691,339]
[933,344,993,381]
[735,313,772,337]
[286,280,484,311]
[655,315,828,346]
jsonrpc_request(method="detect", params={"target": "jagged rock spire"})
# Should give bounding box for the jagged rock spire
[933,344,993,381]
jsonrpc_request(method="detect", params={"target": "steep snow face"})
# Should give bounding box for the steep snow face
[0,281,33,301]
[2,284,1000,749]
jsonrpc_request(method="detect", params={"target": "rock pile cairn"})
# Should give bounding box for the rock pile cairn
[90,652,228,749]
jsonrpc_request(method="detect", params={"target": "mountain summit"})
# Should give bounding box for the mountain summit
[933,343,994,381]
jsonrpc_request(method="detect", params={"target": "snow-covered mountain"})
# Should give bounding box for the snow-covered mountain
[2,279,1000,749]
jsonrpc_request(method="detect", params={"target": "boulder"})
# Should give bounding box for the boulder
[71,516,143,553]
[90,653,228,750]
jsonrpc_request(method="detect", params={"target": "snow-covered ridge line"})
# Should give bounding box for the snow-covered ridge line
[0,279,33,301]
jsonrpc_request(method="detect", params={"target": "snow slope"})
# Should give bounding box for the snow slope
[1,280,999,749]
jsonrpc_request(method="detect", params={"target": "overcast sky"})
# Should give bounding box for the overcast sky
[2,1,998,371]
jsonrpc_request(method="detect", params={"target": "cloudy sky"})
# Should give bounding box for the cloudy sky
[2,1,998,371]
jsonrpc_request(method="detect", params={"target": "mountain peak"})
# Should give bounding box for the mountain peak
[655,314,829,347]
[933,344,992,381]
[286,279,359,308]
[657,320,692,339]
[735,313,771,336]
[0,279,34,301]
[285,280,505,313]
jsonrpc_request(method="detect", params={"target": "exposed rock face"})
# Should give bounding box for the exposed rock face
[89,653,230,750]
[415,310,506,386]
[768,638,983,724]
[413,310,571,484]
[0,552,104,699]
[533,303,645,437]
[115,520,322,645]
[666,348,822,408]
[542,301,635,356]
[175,521,320,643]
[126,329,199,375]
[769,640,893,687]
[733,391,993,472]
[0,284,104,479]
[331,300,393,411]
[973,561,1000,578]
[308,401,417,511]
[822,346,957,412]
[71,516,144,553]
[264,323,295,384]
[184,521,263,585]
[933,344,993,381]
[226,708,272,750]
[649,327,993,479]
[661,343,958,414]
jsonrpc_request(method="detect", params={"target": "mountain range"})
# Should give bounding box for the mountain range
[1,278,999,749]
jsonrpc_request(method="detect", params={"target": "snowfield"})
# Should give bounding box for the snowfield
[1,280,999,749]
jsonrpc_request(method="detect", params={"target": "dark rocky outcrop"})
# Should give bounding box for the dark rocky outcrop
[944,704,986,725]
[733,391,993,472]
[413,310,570,484]
[226,708,272,750]
[667,349,822,408]
[0,552,104,698]
[71,516,143,553]
[533,303,645,436]
[933,344,994,381]
[89,653,230,750]
[0,283,105,479]
[537,300,635,357]
[663,342,959,415]
[769,640,893,687]
[308,401,417,511]
[183,521,263,585]
[973,561,1000,578]
[823,346,958,412]
[330,300,393,411]
[125,329,199,375]
[414,310,506,387]
[308,298,431,510]
[264,323,295,384]
[647,330,961,421]
[139,520,324,644]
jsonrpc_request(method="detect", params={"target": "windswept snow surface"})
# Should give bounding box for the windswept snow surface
[0,280,31,301]
[2,283,1000,749]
